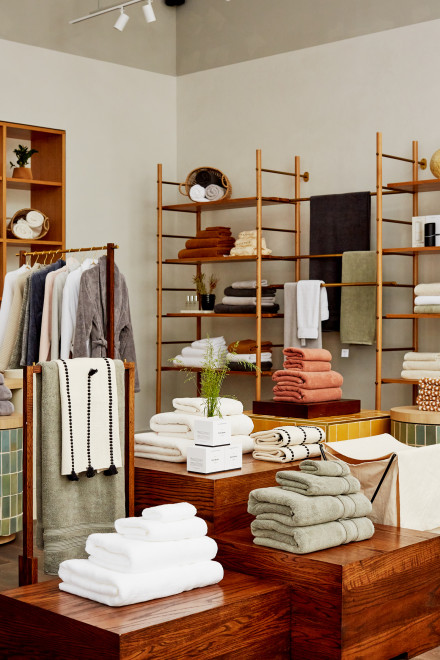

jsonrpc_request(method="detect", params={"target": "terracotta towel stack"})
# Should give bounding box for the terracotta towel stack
[272,347,343,403]
[227,338,273,372]
[178,226,235,259]
[416,377,440,412]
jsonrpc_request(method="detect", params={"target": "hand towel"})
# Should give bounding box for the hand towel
[221,296,276,306]
[114,515,208,541]
[413,305,440,313]
[134,432,193,462]
[59,559,224,607]
[297,280,328,345]
[191,337,226,348]
[276,470,360,496]
[224,287,276,298]
[189,184,207,202]
[173,396,243,416]
[251,425,325,447]
[248,486,372,526]
[273,388,342,403]
[142,502,197,522]
[253,443,322,463]
[185,238,235,249]
[283,360,331,372]
[149,411,254,437]
[403,360,440,371]
[231,280,268,288]
[214,303,280,314]
[414,295,440,305]
[204,184,225,201]
[414,283,440,295]
[272,370,343,389]
[284,283,323,350]
[86,533,217,572]
[404,352,440,361]
[401,370,440,380]
[228,339,273,353]
[340,251,377,345]
[283,347,332,361]
[226,352,272,363]
[178,248,232,259]
[300,458,350,476]
[251,517,374,554]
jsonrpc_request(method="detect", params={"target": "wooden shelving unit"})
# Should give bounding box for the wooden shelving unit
[156,150,308,412]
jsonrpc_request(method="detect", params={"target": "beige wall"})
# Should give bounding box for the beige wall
[176,19,440,412]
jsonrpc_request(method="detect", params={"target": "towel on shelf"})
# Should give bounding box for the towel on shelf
[134,432,193,462]
[296,280,328,346]
[340,251,377,345]
[190,336,226,348]
[309,192,371,332]
[251,516,374,554]
[221,296,276,306]
[228,361,272,372]
[181,346,226,358]
[404,351,440,361]
[142,502,197,522]
[401,370,440,380]
[413,305,440,313]
[232,280,268,288]
[283,283,323,349]
[248,486,372,526]
[403,360,440,371]
[228,339,273,353]
[272,369,343,389]
[234,237,268,249]
[229,246,272,256]
[173,354,227,368]
[253,443,322,463]
[283,360,331,372]
[195,171,222,187]
[273,388,342,403]
[204,184,225,201]
[300,458,350,476]
[214,303,280,314]
[276,470,360,496]
[114,515,208,541]
[13,219,34,240]
[283,347,332,362]
[59,558,224,607]
[226,352,272,363]
[414,296,440,305]
[251,425,325,447]
[149,410,254,437]
[189,184,207,202]
[224,287,276,298]
[86,533,217,573]
[414,283,440,295]
[173,396,243,416]
[178,248,232,259]
[196,228,231,239]
[185,238,235,250]
[0,401,14,416]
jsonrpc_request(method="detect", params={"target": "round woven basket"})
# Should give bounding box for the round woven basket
[179,167,232,202]
[8,208,49,240]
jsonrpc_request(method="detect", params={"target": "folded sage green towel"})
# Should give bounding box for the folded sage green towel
[248,486,371,526]
[251,516,374,554]
[276,470,360,496]
[299,458,350,477]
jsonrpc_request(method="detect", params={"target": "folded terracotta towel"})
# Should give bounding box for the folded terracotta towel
[224,287,276,298]
[228,339,273,354]
[276,470,360,496]
[196,228,231,239]
[283,347,332,362]
[283,360,331,372]
[414,305,440,313]
[214,303,280,314]
[272,370,343,389]
[273,388,342,403]
[252,443,322,463]
[178,247,232,259]
[185,238,235,249]
[414,283,440,296]
[300,458,350,476]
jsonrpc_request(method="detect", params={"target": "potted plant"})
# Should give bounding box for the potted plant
[10,144,38,180]
[193,273,219,311]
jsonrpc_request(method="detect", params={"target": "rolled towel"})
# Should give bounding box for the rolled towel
[26,210,44,228]
[149,411,254,437]
[173,396,243,416]
[276,470,360,496]
[252,443,322,463]
[273,388,342,404]
[283,347,332,362]
[272,370,343,389]
[251,425,325,447]
[231,280,268,288]
[114,515,208,541]
[251,517,374,554]
[404,352,440,361]
[248,486,372,526]
[195,171,222,187]
[59,559,224,607]
[189,184,207,202]
[13,219,33,240]
[0,401,14,416]
[204,184,225,201]
[414,296,440,305]
[0,384,12,401]
[142,502,197,522]
[300,458,350,476]
[283,360,331,372]
[86,533,217,573]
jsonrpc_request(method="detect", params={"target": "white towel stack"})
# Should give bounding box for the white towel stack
[413,282,440,314]
[230,230,272,256]
[58,502,224,606]
[251,425,325,463]
[173,336,227,368]
[401,351,440,380]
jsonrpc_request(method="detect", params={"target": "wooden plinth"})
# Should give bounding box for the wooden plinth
[252,399,361,418]
[135,454,302,534]
[216,525,440,660]
[0,571,290,659]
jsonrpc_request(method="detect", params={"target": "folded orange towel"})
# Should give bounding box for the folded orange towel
[283,360,331,372]
[185,238,235,249]
[228,339,273,354]
[273,388,342,403]
[283,347,332,362]
[196,228,232,239]
[272,370,343,389]
[178,247,232,259]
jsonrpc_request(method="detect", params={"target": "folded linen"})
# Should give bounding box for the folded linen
[283,347,332,362]
[185,238,235,250]
[404,351,440,361]
[26,210,44,229]
[181,346,226,358]
[227,339,273,353]
[214,303,279,314]
[273,388,342,403]
[234,237,267,249]
[413,305,440,313]
[414,296,440,305]
[403,360,440,371]
[248,486,372,526]
[114,515,208,541]
[414,283,440,295]
[189,184,207,202]
[227,352,272,363]
[231,280,268,288]
[196,229,231,239]
[86,533,217,573]
[253,443,322,463]
[276,470,360,496]
[237,230,258,238]
[0,401,14,415]
[173,355,226,368]
[204,184,225,201]
[401,370,440,380]
[142,502,197,522]
[221,296,276,306]
[224,287,276,298]
[283,360,331,372]
[229,246,272,256]
[173,396,243,416]
[251,425,325,447]
[228,362,272,372]
[178,248,232,259]
[251,517,374,554]
[134,432,193,462]
[191,337,226,348]
[272,369,343,389]
[149,411,254,437]
[300,458,350,476]
[59,558,224,607]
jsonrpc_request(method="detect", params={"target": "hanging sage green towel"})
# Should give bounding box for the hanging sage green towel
[340,251,376,345]
[276,470,360,496]
[251,516,374,554]
[299,458,350,477]
[248,486,371,527]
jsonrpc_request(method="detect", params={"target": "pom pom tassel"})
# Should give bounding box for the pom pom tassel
[86,465,96,478]
[104,463,118,476]
[67,470,79,481]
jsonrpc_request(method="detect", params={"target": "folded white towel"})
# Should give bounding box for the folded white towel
[181,346,226,358]
[414,296,440,305]
[253,443,322,463]
[189,184,207,202]
[238,230,257,238]
[142,502,197,522]
[114,515,208,541]
[404,352,440,361]
[86,533,217,573]
[230,246,272,256]
[135,432,193,462]
[403,360,440,371]
[234,238,267,249]
[150,411,254,437]
[173,396,243,416]
[231,280,268,288]
[204,184,225,201]
[191,337,226,349]
[401,370,440,380]
[59,558,224,607]
[414,283,440,296]
[221,296,276,306]
[173,354,226,368]
[13,219,34,240]
[227,352,272,363]
[251,425,325,447]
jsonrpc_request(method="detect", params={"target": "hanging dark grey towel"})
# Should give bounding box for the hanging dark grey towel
[309,192,371,332]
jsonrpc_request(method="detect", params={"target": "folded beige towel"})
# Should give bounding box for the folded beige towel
[414,282,440,295]
[252,443,322,463]
[404,352,440,361]
[276,470,360,496]
[403,360,440,371]
[401,370,440,380]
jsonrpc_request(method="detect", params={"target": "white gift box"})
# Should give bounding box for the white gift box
[193,416,231,447]
[187,442,242,474]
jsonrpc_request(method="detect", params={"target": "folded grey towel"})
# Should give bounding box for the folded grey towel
[276,470,360,496]
[299,458,350,477]
[251,516,374,554]
[248,486,371,527]
[0,400,14,416]
[0,384,12,401]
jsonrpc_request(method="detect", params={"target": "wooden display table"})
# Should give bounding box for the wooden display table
[216,525,440,660]
[391,405,440,447]
[0,571,290,659]
[135,454,303,534]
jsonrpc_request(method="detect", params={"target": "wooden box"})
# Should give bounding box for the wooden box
[252,399,361,418]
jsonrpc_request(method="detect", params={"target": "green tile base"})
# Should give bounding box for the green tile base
[391,420,440,448]
[0,428,23,537]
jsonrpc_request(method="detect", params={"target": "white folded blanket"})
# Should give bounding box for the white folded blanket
[173,396,243,416]
[135,432,254,462]
[414,283,440,296]
[142,502,196,522]
[414,296,440,305]
[150,411,254,437]
[232,280,268,288]
[404,351,440,361]
[59,559,224,607]
[114,515,208,541]
[173,355,226,368]
[401,370,440,380]
[403,360,440,371]
[251,425,325,447]
[191,337,226,348]
[204,184,225,201]
[189,184,207,202]
[221,296,276,306]
[86,533,217,573]
[227,352,272,363]
[253,443,322,463]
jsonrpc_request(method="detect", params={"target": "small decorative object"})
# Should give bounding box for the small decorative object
[9,144,38,180]
[179,167,232,203]
[8,208,49,240]
[193,273,219,311]
[430,149,440,178]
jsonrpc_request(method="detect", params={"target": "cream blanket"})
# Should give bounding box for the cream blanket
[135,432,254,462]
[150,411,254,437]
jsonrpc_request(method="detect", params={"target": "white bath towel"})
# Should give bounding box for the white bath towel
[172,355,226,368]
[86,533,217,573]
[173,396,243,416]
[414,283,440,296]
[403,360,440,371]
[150,411,254,437]
[231,280,268,288]
[135,432,193,462]
[251,425,325,447]
[284,282,323,349]
[59,558,224,607]
[404,352,440,361]
[189,184,207,202]
[414,295,440,305]
[191,337,226,349]
[226,352,272,363]
[253,443,322,463]
[204,184,225,201]
[114,515,208,541]
[221,296,276,306]
[181,346,226,358]
[401,370,440,380]
[297,280,328,346]
[142,502,197,522]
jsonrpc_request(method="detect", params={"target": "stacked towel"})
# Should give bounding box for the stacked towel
[227,338,274,371]
[230,230,272,256]
[248,460,374,554]
[215,282,279,315]
[189,175,226,202]
[416,377,440,412]
[0,373,14,416]
[59,502,223,606]
[231,279,268,288]
[272,348,343,403]
[251,424,324,463]
[178,226,234,259]
[414,283,440,313]
[227,339,273,354]
[401,351,440,380]
[172,336,227,368]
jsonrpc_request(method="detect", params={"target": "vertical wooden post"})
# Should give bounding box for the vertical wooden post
[106,242,115,360]
[294,156,301,282]
[196,208,202,395]
[124,363,135,517]
[255,149,263,401]
[375,132,383,410]
[412,141,419,404]
[156,165,163,413]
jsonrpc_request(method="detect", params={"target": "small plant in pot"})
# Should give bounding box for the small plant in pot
[10,144,38,180]
[193,273,218,311]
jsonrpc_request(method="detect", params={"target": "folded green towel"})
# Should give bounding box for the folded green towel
[251,516,374,554]
[299,458,350,477]
[276,470,360,496]
[248,486,371,526]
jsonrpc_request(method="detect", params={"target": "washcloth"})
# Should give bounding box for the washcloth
[300,458,350,476]
[276,470,360,496]
[403,360,440,371]
[340,251,377,345]
[114,515,207,541]
[59,559,223,607]
[273,388,342,403]
[173,396,243,416]
[178,248,232,259]
[134,433,193,462]
[221,296,276,306]
[404,352,440,361]
[189,184,207,202]
[224,287,276,298]
[205,184,225,201]
[226,352,272,363]
[401,370,440,380]
[248,486,372,526]
[86,533,217,573]
[228,361,272,372]
[414,283,440,295]
[142,502,197,522]
[283,360,331,372]
[228,339,273,353]
[251,517,374,554]
[297,280,328,345]
[251,425,325,447]
[149,411,254,437]
[253,443,322,463]
[229,246,272,256]
[214,303,280,314]
[185,238,235,250]
[309,192,371,331]
[414,296,440,305]
[283,347,332,362]
[283,283,323,349]
[272,369,343,389]
[414,305,440,313]
[0,401,14,415]
[232,280,268,288]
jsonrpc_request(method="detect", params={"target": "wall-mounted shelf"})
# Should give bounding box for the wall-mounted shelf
[165,313,284,318]
[162,196,296,213]
[387,179,440,194]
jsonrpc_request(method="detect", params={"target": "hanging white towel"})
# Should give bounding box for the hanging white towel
[0,265,29,348]
[297,280,328,347]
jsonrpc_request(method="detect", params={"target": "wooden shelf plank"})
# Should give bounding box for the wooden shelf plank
[385,314,440,319]
[4,378,23,390]
[383,246,440,255]
[6,239,63,246]
[0,412,22,430]
[165,256,297,264]
[6,178,62,191]
[161,366,274,376]
[382,378,418,385]
[165,313,284,318]
[387,179,440,193]
[162,196,296,212]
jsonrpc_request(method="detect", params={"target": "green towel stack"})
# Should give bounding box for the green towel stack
[248,458,374,554]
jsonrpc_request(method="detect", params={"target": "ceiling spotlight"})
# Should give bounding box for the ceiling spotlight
[143,0,156,23]
[114,7,130,31]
